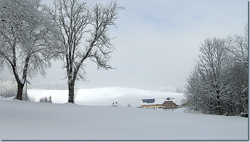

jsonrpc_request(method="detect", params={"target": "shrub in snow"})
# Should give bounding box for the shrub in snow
[127,103,131,107]
[241,113,248,117]
[111,102,118,107]
[27,96,35,102]
[39,96,52,103]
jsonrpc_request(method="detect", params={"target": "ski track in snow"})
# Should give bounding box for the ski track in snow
[0,87,248,140]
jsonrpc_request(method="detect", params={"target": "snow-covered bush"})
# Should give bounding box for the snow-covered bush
[39,96,52,103]
[27,96,35,102]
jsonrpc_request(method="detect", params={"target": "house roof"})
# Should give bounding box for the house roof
[163,101,178,106]
[141,98,170,106]
[142,99,155,103]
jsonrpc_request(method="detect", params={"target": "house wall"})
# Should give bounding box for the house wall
[141,104,163,109]
[163,101,178,109]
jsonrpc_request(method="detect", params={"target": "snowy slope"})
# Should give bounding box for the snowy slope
[0,100,248,140]
[28,87,184,107]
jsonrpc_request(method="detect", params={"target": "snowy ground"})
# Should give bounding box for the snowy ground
[0,87,248,140]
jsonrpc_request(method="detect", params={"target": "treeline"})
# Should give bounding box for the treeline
[29,84,68,90]
[184,26,248,116]
[129,85,184,93]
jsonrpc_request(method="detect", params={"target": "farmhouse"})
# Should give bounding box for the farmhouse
[140,98,178,109]
[163,100,178,109]
[141,99,164,109]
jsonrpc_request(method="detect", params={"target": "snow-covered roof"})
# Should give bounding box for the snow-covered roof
[140,97,177,106]
[141,98,168,105]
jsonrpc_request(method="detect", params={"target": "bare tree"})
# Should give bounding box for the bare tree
[0,0,60,100]
[46,0,123,103]
[227,25,248,68]
[197,38,231,115]
[225,25,248,114]
[225,62,248,114]
[185,32,248,115]
[185,38,232,115]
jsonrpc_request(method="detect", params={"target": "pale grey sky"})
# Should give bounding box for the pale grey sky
[0,0,248,89]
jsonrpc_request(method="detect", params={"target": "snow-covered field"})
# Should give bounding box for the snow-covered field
[28,87,184,107]
[0,87,248,140]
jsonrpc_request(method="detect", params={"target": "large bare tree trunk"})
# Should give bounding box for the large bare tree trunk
[216,86,222,115]
[216,95,222,115]
[11,64,25,101]
[68,80,75,103]
[16,82,24,100]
